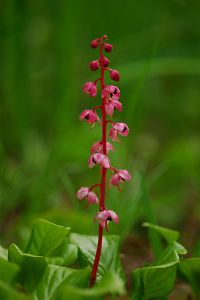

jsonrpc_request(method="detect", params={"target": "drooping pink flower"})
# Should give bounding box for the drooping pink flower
[91,141,114,154]
[104,43,113,53]
[80,110,99,124]
[109,122,129,141]
[110,169,131,188]
[105,101,122,117]
[102,85,120,101]
[89,60,99,71]
[88,153,110,169]
[82,82,97,97]
[110,69,120,82]
[94,209,119,230]
[77,187,99,205]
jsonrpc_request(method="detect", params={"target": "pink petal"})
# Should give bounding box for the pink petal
[110,174,120,186]
[108,210,119,224]
[76,187,89,200]
[119,169,131,181]
[87,191,99,204]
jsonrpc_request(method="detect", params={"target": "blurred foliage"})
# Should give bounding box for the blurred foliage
[0,0,200,270]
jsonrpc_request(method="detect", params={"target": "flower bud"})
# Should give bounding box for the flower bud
[90,39,99,48]
[104,43,113,52]
[110,69,120,82]
[89,60,99,71]
[103,56,110,67]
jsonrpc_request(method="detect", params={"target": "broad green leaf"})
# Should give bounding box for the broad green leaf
[47,239,78,266]
[26,219,70,256]
[0,258,19,284]
[0,245,8,260]
[131,249,179,300]
[143,222,179,243]
[179,258,200,293]
[0,280,30,300]
[70,233,124,282]
[34,265,90,300]
[56,272,125,300]
[8,244,47,292]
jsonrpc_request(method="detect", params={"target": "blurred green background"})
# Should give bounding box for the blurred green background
[0,0,200,259]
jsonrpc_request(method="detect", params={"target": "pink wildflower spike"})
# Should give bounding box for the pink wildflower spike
[110,69,120,82]
[95,209,119,230]
[88,153,110,169]
[102,85,120,101]
[91,141,114,154]
[82,82,97,97]
[109,122,129,141]
[77,187,99,205]
[89,60,99,71]
[80,110,99,124]
[110,169,131,188]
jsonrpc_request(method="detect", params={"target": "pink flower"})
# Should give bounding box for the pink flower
[103,56,110,67]
[109,122,129,141]
[88,153,110,169]
[80,110,99,124]
[90,39,99,48]
[89,60,99,71]
[91,141,114,154]
[82,82,97,97]
[102,85,122,116]
[77,187,98,205]
[105,101,122,117]
[104,43,113,52]
[110,69,120,82]
[102,85,120,101]
[95,209,119,230]
[110,169,131,188]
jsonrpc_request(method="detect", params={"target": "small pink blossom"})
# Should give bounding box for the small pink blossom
[88,153,110,169]
[103,56,110,67]
[89,60,99,71]
[110,169,131,188]
[102,85,120,101]
[90,39,99,48]
[95,209,119,230]
[80,110,99,124]
[77,187,98,205]
[109,122,129,141]
[105,101,122,117]
[91,141,114,154]
[82,82,97,97]
[110,69,120,82]
[104,43,113,53]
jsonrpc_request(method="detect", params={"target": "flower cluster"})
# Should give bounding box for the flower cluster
[77,35,131,286]
[77,34,131,230]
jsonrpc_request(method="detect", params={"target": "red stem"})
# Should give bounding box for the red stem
[89,37,107,287]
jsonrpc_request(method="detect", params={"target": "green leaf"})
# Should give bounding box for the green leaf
[143,222,179,243]
[0,245,8,260]
[34,265,90,300]
[8,244,47,292]
[179,258,200,293]
[26,219,70,256]
[70,233,124,282]
[46,239,78,266]
[0,258,19,284]
[131,248,179,300]
[0,280,30,300]
[56,272,125,300]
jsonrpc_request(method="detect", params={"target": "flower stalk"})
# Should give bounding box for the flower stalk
[77,35,131,287]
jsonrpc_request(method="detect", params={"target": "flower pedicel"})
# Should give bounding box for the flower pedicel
[77,35,131,287]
